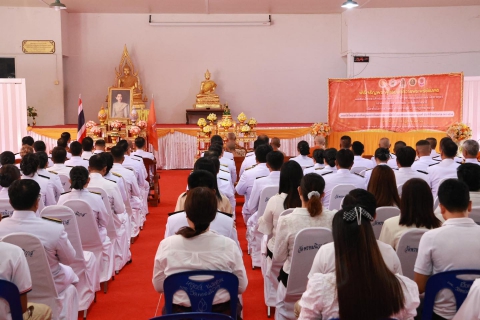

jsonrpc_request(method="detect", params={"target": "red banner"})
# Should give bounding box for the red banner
[328,73,463,132]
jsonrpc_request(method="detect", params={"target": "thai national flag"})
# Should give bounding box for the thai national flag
[77,95,86,143]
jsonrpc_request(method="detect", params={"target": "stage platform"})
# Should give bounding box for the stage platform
[28,124,448,170]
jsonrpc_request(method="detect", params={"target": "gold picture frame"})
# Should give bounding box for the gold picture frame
[108,87,133,121]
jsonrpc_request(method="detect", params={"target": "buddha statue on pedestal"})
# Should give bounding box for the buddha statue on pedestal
[195,70,222,109]
[117,65,143,102]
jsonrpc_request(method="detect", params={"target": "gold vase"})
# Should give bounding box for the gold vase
[98,106,107,125]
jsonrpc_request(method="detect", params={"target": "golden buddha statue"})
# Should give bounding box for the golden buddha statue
[117,64,143,101]
[195,70,222,109]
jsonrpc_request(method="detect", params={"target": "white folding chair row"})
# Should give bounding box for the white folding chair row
[328,184,356,210]
[397,184,404,197]
[371,206,401,240]
[58,174,71,193]
[396,228,428,280]
[2,233,79,320]
[41,205,98,317]
[0,198,14,219]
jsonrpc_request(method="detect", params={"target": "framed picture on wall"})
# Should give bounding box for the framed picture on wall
[108,87,133,120]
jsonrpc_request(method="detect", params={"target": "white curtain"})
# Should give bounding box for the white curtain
[0,79,27,153]
[463,76,480,141]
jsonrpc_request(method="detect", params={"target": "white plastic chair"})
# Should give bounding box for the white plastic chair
[41,205,98,317]
[453,279,480,320]
[2,233,79,320]
[433,196,440,211]
[328,184,356,210]
[372,206,401,239]
[469,207,480,225]
[396,229,428,280]
[62,199,114,293]
[275,227,333,320]
[58,174,71,193]
[397,184,404,197]
[350,166,367,175]
[88,186,130,273]
[0,198,14,218]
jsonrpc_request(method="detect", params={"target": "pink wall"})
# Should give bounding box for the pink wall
[64,14,345,124]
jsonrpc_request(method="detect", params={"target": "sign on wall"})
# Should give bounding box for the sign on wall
[328,73,463,132]
[22,40,55,54]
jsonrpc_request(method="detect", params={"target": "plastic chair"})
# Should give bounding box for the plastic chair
[275,227,333,320]
[453,279,480,320]
[423,269,480,320]
[164,271,239,320]
[350,166,367,175]
[433,197,439,211]
[469,206,480,225]
[372,207,400,239]
[58,174,71,192]
[0,198,14,218]
[328,184,356,210]
[151,313,234,320]
[397,184,404,197]
[0,279,24,320]
[396,229,428,280]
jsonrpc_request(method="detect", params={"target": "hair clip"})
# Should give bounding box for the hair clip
[308,191,320,200]
[343,206,374,225]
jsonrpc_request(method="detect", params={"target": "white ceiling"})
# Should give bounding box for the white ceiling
[2,0,480,14]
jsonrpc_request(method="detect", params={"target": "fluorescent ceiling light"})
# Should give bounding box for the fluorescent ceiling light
[341,0,359,9]
[149,14,271,26]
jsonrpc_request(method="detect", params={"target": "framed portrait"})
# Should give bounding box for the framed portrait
[108,87,133,120]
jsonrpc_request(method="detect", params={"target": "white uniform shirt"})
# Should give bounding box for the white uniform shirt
[414,218,480,319]
[132,149,155,160]
[431,150,440,158]
[164,211,239,246]
[235,163,270,217]
[47,163,72,176]
[299,272,419,320]
[363,163,388,189]
[111,163,142,208]
[64,156,89,170]
[220,157,237,184]
[411,156,440,172]
[371,153,396,168]
[322,169,365,209]
[87,172,126,216]
[0,242,33,320]
[314,165,337,176]
[239,152,256,177]
[464,158,480,165]
[58,188,110,243]
[273,207,336,274]
[38,168,64,201]
[153,231,248,306]
[93,150,104,154]
[352,155,374,169]
[247,171,280,214]
[81,151,93,160]
[427,159,461,197]
[0,210,77,294]
[308,240,402,278]
[290,155,314,168]
[258,193,287,252]
[104,172,128,203]
[123,155,148,189]
[379,215,432,250]
[303,163,325,175]
[217,170,235,209]
[21,173,56,206]
[223,151,234,160]
[394,167,430,187]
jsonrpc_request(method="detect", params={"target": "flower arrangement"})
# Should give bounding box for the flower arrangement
[129,126,141,136]
[221,118,233,129]
[91,126,102,136]
[86,120,97,129]
[207,113,217,122]
[203,125,213,134]
[137,120,147,130]
[111,120,123,130]
[310,122,331,137]
[447,122,472,143]
[197,118,207,127]
[240,124,251,133]
[237,112,247,123]
[248,118,257,127]
[27,106,38,126]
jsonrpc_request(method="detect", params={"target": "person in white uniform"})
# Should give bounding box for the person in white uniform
[0,151,15,168]
[339,135,352,150]
[427,137,440,158]
[394,146,430,187]
[462,139,480,165]
[0,165,20,220]
[36,152,64,202]
[303,149,325,175]
[351,141,374,169]
[131,137,155,160]
[81,137,94,160]
[457,163,480,207]
[428,138,461,197]
[93,139,106,154]
[203,153,236,210]
[0,241,53,320]
[165,170,239,246]
[363,148,390,188]
[240,136,269,177]
[64,141,89,170]
[322,149,365,209]
[47,147,72,176]
[153,187,247,318]
[309,189,403,277]
[0,179,78,295]
[33,140,54,168]
[235,144,272,223]
[412,139,440,172]
[101,152,128,203]
[290,140,314,169]
[414,179,480,320]
[208,143,237,184]
[298,198,419,320]
[314,148,338,176]
[14,136,35,160]
[56,138,72,160]
[20,153,56,207]
[370,137,397,168]
[58,166,110,243]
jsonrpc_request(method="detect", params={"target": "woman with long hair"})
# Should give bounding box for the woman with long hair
[364,147,391,187]
[367,165,401,207]
[153,187,247,318]
[273,173,336,316]
[290,140,314,168]
[316,148,337,175]
[0,164,21,199]
[380,178,442,249]
[298,193,419,319]
[20,153,56,206]
[58,166,110,243]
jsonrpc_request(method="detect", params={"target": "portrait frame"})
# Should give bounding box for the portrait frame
[108,86,133,121]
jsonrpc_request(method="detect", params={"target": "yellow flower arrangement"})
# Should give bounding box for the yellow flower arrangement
[203,125,213,133]
[248,118,257,126]
[446,122,472,143]
[241,124,251,133]
[207,113,217,122]
[221,118,233,129]
[310,122,331,137]
[197,118,207,127]
[237,112,247,122]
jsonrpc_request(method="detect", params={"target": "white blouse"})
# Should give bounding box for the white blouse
[379,216,431,250]
[273,207,335,274]
[299,272,420,320]
[290,155,315,168]
[258,193,287,252]
[152,231,247,306]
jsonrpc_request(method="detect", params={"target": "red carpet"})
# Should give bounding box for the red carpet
[79,170,270,320]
